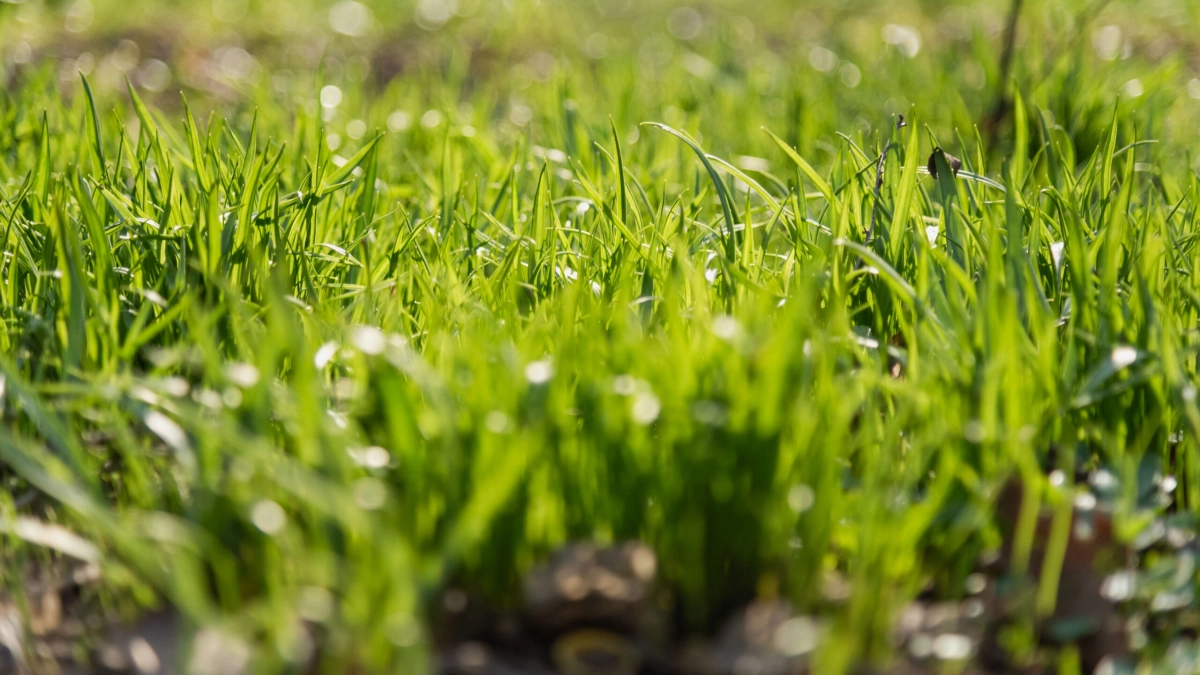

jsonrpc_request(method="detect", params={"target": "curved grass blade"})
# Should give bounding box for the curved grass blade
[80,73,107,178]
[764,128,834,204]
[644,122,737,261]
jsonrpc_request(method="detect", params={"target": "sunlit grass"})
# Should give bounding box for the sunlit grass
[3,0,1200,671]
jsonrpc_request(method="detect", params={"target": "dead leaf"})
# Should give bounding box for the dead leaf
[927,150,962,179]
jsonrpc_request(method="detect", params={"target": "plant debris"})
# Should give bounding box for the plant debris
[928,150,963,179]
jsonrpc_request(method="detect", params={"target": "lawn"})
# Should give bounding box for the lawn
[3,0,1200,673]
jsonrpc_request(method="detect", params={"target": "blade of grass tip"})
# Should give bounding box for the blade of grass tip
[591,141,651,231]
[644,123,737,262]
[610,118,628,228]
[112,109,129,187]
[222,117,247,169]
[1012,87,1028,187]
[889,115,921,262]
[80,73,107,180]
[235,151,265,259]
[244,109,259,175]
[48,201,88,376]
[359,131,380,228]
[625,164,657,226]
[1096,105,1120,208]
[312,122,330,197]
[71,170,114,299]
[71,170,118,341]
[529,164,548,271]
[321,134,382,197]
[34,114,51,219]
[764,127,833,204]
[867,115,906,243]
[1036,104,1061,189]
[148,104,190,170]
[3,177,33,266]
[125,92,177,215]
[190,182,219,277]
[203,111,226,184]
[4,180,36,314]
[1098,142,1135,341]
[439,126,455,238]
[181,94,212,192]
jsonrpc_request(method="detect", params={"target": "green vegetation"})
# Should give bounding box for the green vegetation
[3,0,1200,671]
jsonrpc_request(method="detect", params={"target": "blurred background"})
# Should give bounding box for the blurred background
[3,0,1199,171]
[5,1,1200,673]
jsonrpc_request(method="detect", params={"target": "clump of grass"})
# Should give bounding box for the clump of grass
[1,0,1200,671]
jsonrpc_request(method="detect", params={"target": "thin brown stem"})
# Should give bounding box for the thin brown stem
[984,0,1025,137]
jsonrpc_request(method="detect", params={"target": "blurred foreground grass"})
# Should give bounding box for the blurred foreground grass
[4,0,1200,672]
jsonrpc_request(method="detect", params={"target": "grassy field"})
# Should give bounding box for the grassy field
[4,0,1200,672]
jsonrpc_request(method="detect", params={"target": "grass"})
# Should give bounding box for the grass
[3,0,1200,671]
